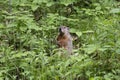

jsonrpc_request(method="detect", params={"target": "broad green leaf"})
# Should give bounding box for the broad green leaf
[83,44,100,54]
[46,2,54,7]
[89,77,94,80]
[110,8,120,13]
[70,28,77,33]
[60,0,76,6]
[116,49,120,54]
[95,6,101,10]
[0,24,4,28]
[76,32,82,37]
[31,4,39,11]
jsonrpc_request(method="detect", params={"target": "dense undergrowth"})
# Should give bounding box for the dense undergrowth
[0,0,120,80]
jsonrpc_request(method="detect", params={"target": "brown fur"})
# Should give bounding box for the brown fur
[57,26,73,55]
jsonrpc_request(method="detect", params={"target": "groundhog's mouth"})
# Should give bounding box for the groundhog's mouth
[60,32,64,36]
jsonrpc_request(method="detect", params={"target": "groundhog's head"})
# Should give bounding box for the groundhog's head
[59,26,69,35]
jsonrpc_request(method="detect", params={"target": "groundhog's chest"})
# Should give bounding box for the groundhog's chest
[57,35,71,48]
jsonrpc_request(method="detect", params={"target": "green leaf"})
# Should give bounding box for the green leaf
[33,0,48,4]
[31,5,39,11]
[89,77,94,80]
[70,28,82,37]
[116,49,120,54]
[95,6,101,10]
[110,8,120,13]
[11,51,34,60]
[76,32,82,37]
[27,23,41,30]
[82,30,94,34]
[46,2,54,7]
[0,24,4,28]
[60,0,76,6]
[83,44,100,54]
[70,28,77,33]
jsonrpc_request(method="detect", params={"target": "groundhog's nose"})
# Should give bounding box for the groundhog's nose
[59,27,62,32]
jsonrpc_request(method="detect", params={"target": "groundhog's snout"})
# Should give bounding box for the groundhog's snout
[59,27,62,32]
[59,27,64,33]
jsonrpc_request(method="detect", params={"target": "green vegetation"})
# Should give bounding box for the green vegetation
[0,0,120,80]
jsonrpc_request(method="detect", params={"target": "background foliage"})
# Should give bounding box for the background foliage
[0,0,120,80]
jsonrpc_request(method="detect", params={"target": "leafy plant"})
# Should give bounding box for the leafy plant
[0,0,120,80]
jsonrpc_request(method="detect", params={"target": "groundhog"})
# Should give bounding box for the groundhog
[56,26,73,55]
